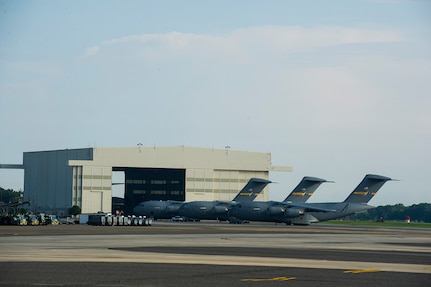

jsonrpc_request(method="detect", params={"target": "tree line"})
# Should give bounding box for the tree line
[350,203,431,223]
[0,187,23,205]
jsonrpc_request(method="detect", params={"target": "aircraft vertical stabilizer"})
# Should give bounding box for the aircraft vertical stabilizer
[283,176,332,203]
[232,178,272,202]
[343,174,392,204]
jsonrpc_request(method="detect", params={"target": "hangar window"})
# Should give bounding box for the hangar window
[151,190,166,195]
[126,179,146,184]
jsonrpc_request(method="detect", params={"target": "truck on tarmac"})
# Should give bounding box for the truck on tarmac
[38,213,59,225]
[26,214,40,226]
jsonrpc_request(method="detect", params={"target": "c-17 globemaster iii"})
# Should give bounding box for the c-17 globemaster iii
[226,176,332,223]
[229,174,393,225]
[132,178,271,220]
[177,178,272,221]
[228,176,334,223]
[289,174,394,225]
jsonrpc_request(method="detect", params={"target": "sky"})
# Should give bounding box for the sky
[1,0,430,206]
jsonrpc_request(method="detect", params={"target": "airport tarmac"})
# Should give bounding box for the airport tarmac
[0,222,430,286]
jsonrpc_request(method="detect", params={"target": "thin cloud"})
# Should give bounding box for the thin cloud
[83,25,404,59]
[85,46,100,56]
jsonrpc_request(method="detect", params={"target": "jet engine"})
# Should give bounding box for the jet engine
[284,208,304,217]
[213,205,229,214]
[268,206,285,216]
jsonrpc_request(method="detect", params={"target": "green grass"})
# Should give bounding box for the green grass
[324,220,431,228]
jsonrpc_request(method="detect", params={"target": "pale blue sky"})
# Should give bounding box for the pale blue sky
[1,0,430,206]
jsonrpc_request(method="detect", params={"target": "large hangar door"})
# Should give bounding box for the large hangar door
[121,167,185,214]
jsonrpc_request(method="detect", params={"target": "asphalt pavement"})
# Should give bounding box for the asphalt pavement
[1,222,430,286]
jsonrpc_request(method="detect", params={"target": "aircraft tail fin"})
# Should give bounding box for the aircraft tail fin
[232,178,272,202]
[283,176,332,203]
[343,174,392,204]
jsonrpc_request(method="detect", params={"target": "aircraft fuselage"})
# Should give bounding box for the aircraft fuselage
[228,201,305,224]
[178,201,232,221]
[132,200,183,219]
[229,201,376,225]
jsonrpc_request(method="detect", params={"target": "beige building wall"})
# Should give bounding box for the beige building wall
[69,146,276,171]
[185,169,268,201]
[79,166,112,213]
[69,146,291,210]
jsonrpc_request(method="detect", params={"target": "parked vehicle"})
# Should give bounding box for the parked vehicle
[171,216,184,222]
[11,215,27,225]
[26,214,40,226]
[38,213,59,225]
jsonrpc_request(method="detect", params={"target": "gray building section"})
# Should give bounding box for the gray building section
[23,149,94,216]
[5,146,292,216]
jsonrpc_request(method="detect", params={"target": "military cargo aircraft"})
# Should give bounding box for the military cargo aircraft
[177,178,272,221]
[228,176,334,223]
[178,176,329,222]
[225,176,332,223]
[229,174,393,225]
[289,174,394,225]
[132,178,271,220]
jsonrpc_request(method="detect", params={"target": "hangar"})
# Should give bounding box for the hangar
[17,146,292,216]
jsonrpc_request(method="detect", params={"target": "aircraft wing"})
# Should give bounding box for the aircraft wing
[282,202,338,213]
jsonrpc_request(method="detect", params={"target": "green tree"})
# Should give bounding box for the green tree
[68,205,81,216]
[407,203,431,222]
[0,187,23,204]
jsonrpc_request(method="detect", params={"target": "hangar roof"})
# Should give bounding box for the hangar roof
[65,146,292,172]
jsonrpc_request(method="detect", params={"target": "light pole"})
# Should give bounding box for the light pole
[225,145,231,157]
